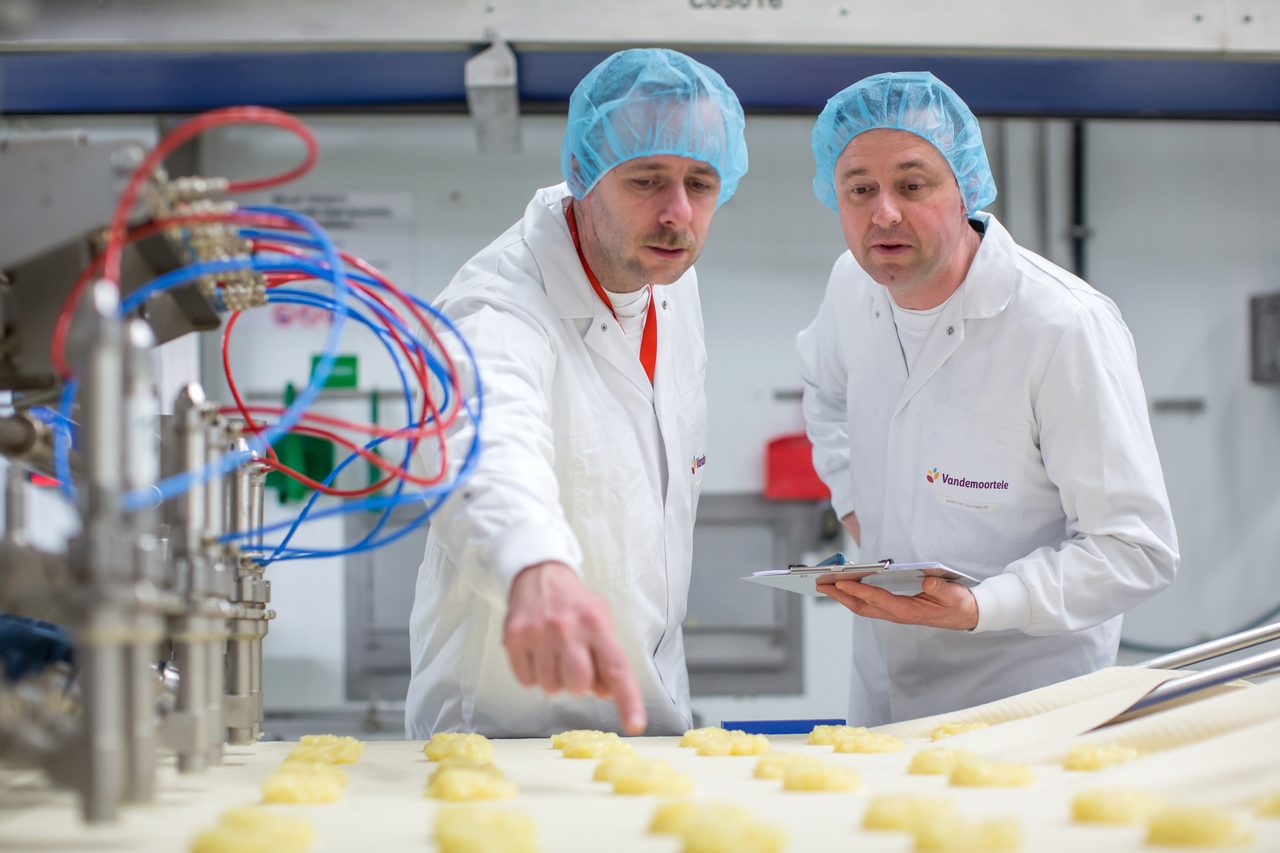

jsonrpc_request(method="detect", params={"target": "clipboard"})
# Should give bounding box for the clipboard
[743,552,979,597]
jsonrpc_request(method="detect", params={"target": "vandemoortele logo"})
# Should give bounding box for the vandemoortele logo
[925,467,1009,490]
[690,455,707,475]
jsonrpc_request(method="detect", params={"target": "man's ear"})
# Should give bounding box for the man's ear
[567,154,585,191]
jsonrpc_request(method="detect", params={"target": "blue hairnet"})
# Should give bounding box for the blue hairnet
[811,71,996,216]
[561,49,748,207]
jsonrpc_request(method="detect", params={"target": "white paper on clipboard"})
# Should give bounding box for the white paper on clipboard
[743,560,980,597]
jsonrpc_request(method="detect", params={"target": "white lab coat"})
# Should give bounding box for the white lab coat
[797,213,1179,726]
[405,184,707,738]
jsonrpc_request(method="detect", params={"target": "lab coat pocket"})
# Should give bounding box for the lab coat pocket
[914,401,1027,574]
[567,419,652,590]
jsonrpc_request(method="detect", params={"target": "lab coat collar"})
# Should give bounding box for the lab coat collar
[523,183,656,400]
[958,212,1017,320]
[884,212,1016,420]
[524,183,598,321]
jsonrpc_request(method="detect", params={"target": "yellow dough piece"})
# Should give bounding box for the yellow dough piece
[261,762,347,804]
[1063,743,1141,771]
[284,734,364,765]
[930,721,990,741]
[834,731,906,754]
[426,764,518,801]
[271,761,348,784]
[550,729,631,758]
[679,816,787,853]
[1146,805,1255,847]
[1257,791,1280,818]
[612,763,695,796]
[912,814,1021,852]
[649,802,755,835]
[781,761,860,792]
[909,749,974,776]
[434,805,540,853]
[753,754,823,780]
[949,758,1033,788]
[425,732,495,763]
[1071,788,1168,826]
[679,727,724,748]
[807,724,868,745]
[552,729,623,749]
[190,807,314,853]
[594,755,671,784]
[649,800,700,834]
[695,731,770,757]
[563,738,635,760]
[647,800,785,852]
[678,727,770,756]
[863,794,959,831]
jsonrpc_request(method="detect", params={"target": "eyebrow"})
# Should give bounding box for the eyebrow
[840,160,933,181]
[624,163,719,179]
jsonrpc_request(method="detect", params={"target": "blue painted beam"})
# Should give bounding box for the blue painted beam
[3,49,1279,118]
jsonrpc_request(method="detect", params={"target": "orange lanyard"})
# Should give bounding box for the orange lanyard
[564,203,658,386]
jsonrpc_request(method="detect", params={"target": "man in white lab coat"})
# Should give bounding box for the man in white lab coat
[798,71,1179,725]
[405,49,748,738]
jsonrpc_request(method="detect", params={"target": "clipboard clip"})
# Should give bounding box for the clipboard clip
[786,554,894,573]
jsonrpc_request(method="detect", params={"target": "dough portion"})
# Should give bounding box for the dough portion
[426,762,518,801]
[189,807,314,853]
[833,731,905,754]
[1257,791,1280,818]
[908,749,975,776]
[648,801,785,853]
[284,734,363,765]
[862,794,959,831]
[425,732,495,763]
[807,725,868,746]
[781,761,860,792]
[948,758,1033,788]
[610,761,694,796]
[1145,805,1255,847]
[930,722,990,741]
[1071,788,1168,826]
[679,727,770,756]
[912,814,1021,852]
[261,762,347,804]
[752,754,823,780]
[433,805,540,853]
[1063,743,1141,771]
[550,729,634,759]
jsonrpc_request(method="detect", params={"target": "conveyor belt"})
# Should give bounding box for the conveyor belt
[3,725,1279,852]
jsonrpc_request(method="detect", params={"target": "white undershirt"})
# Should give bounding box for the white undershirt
[602,284,668,497]
[604,285,650,357]
[888,290,955,374]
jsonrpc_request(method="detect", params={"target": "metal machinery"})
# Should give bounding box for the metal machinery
[0,135,278,820]
[0,95,481,830]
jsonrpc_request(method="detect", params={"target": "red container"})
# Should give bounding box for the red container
[764,433,831,500]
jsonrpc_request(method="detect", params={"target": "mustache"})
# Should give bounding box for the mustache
[642,229,695,250]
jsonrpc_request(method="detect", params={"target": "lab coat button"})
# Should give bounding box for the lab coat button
[946,325,955,335]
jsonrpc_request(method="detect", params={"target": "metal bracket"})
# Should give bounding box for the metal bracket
[464,30,521,155]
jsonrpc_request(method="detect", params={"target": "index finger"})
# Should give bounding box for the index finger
[590,634,647,735]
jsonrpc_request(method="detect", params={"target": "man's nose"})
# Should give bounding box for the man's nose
[658,184,693,229]
[870,192,902,229]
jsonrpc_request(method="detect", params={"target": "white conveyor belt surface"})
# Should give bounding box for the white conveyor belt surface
[3,727,1280,852]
